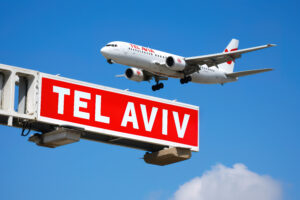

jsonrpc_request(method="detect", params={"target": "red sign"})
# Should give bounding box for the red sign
[39,76,199,150]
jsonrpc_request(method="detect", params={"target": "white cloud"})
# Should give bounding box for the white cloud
[172,163,282,200]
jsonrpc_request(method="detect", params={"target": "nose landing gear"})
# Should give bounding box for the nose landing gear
[180,76,192,84]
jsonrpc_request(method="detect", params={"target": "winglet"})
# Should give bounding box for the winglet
[268,44,277,47]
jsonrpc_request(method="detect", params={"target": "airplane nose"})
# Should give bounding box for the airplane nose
[100,47,106,55]
[100,46,113,58]
[101,47,110,57]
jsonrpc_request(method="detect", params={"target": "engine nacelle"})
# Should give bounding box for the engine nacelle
[165,56,186,71]
[125,68,146,82]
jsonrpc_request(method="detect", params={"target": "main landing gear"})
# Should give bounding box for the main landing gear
[180,76,192,84]
[152,82,164,91]
[152,76,164,91]
[107,59,113,64]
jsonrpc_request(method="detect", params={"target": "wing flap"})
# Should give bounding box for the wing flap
[226,68,273,78]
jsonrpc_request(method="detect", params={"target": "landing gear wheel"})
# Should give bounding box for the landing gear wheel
[152,85,157,91]
[152,76,165,91]
[159,83,164,89]
[152,83,164,91]
[180,78,188,84]
[180,76,192,84]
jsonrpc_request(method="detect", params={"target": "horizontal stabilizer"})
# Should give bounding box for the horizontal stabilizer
[226,68,273,78]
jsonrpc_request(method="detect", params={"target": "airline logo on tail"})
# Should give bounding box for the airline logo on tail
[224,48,238,64]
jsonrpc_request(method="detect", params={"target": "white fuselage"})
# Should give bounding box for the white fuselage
[100,41,237,84]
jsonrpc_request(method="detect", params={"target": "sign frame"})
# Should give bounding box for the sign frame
[37,73,199,151]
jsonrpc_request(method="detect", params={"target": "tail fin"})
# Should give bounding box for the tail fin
[218,39,239,73]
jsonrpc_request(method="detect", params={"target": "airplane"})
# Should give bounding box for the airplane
[100,39,275,91]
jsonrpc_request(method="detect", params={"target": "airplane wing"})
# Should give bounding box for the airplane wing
[226,68,273,78]
[185,44,276,67]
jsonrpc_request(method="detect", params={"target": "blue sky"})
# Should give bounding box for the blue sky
[0,0,299,199]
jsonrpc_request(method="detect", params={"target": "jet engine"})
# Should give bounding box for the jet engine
[165,56,187,71]
[125,68,147,82]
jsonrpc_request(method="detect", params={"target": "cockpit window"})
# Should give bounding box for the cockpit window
[106,44,118,47]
